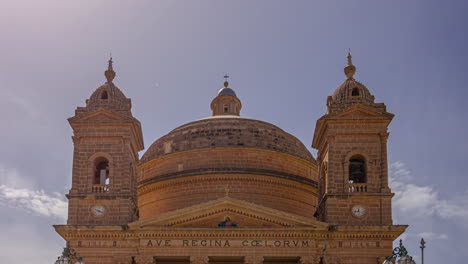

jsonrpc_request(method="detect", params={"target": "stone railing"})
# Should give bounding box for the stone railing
[349,183,367,193]
[92,184,110,193]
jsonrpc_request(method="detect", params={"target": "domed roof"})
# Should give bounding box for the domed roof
[326,53,376,113]
[330,78,374,105]
[84,58,133,115]
[216,87,237,97]
[87,83,129,106]
[141,115,315,163]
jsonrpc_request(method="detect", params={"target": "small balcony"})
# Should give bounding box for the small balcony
[92,184,110,193]
[348,183,367,193]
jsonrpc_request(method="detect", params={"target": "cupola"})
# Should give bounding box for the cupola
[327,53,376,113]
[210,75,242,116]
[84,58,132,116]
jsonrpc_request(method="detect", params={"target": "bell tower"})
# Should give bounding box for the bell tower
[312,53,394,225]
[66,58,144,225]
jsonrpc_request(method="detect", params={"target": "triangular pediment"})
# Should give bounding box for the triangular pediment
[129,197,328,229]
[69,108,134,122]
[332,104,393,119]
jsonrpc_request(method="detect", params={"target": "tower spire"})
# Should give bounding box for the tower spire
[105,56,116,83]
[344,50,356,79]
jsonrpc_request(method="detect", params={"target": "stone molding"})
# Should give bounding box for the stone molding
[244,256,264,264]
[54,225,406,241]
[136,255,154,264]
[132,197,327,229]
[190,256,209,264]
[299,256,320,264]
[138,173,317,196]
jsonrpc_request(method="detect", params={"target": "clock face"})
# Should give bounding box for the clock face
[91,205,106,217]
[351,205,366,218]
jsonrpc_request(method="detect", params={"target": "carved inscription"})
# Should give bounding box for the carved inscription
[143,239,310,248]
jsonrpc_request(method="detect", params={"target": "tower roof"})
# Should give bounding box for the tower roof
[327,53,375,113]
[216,87,237,97]
[83,58,132,116]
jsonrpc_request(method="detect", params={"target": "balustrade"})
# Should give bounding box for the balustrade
[349,183,367,192]
[92,184,110,193]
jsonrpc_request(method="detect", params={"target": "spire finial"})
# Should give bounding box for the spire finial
[105,55,116,83]
[223,74,229,88]
[344,50,356,79]
[347,49,353,66]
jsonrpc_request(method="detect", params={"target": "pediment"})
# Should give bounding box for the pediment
[129,197,328,229]
[332,104,393,119]
[69,109,133,122]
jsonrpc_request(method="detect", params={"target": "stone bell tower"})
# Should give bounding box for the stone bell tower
[312,53,394,225]
[66,58,144,225]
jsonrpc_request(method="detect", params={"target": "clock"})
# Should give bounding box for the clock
[91,205,106,217]
[351,205,366,218]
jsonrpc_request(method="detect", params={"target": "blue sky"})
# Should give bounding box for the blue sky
[0,0,467,263]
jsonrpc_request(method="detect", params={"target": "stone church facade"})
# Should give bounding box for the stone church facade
[54,54,406,264]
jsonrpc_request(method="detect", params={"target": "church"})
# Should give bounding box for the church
[54,54,407,264]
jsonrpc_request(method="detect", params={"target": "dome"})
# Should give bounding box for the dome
[141,115,314,163]
[137,80,317,221]
[138,115,318,220]
[330,78,374,105]
[84,58,133,115]
[326,53,376,113]
[216,87,237,97]
[87,83,131,109]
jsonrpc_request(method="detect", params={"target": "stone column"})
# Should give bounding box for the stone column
[299,256,320,264]
[190,256,209,264]
[244,256,264,264]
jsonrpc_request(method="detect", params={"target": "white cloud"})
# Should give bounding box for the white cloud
[417,232,448,240]
[0,164,67,221]
[0,185,68,221]
[390,161,468,224]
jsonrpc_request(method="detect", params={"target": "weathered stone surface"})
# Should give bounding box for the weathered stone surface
[55,59,406,264]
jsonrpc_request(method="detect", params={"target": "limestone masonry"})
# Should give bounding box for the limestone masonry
[54,54,406,264]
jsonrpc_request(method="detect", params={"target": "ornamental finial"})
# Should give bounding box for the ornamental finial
[105,55,116,83]
[347,49,353,66]
[344,49,356,79]
[223,74,229,88]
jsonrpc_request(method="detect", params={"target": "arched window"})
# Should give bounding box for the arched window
[101,91,108,99]
[349,158,366,183]
[94,158,110,185]
[223,105,229,113]
[351,87,359,96]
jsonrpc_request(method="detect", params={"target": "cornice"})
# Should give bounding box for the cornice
[138,172,317,196]
[54,225,406,240]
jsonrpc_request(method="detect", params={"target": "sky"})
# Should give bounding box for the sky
[0,0,467,263]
